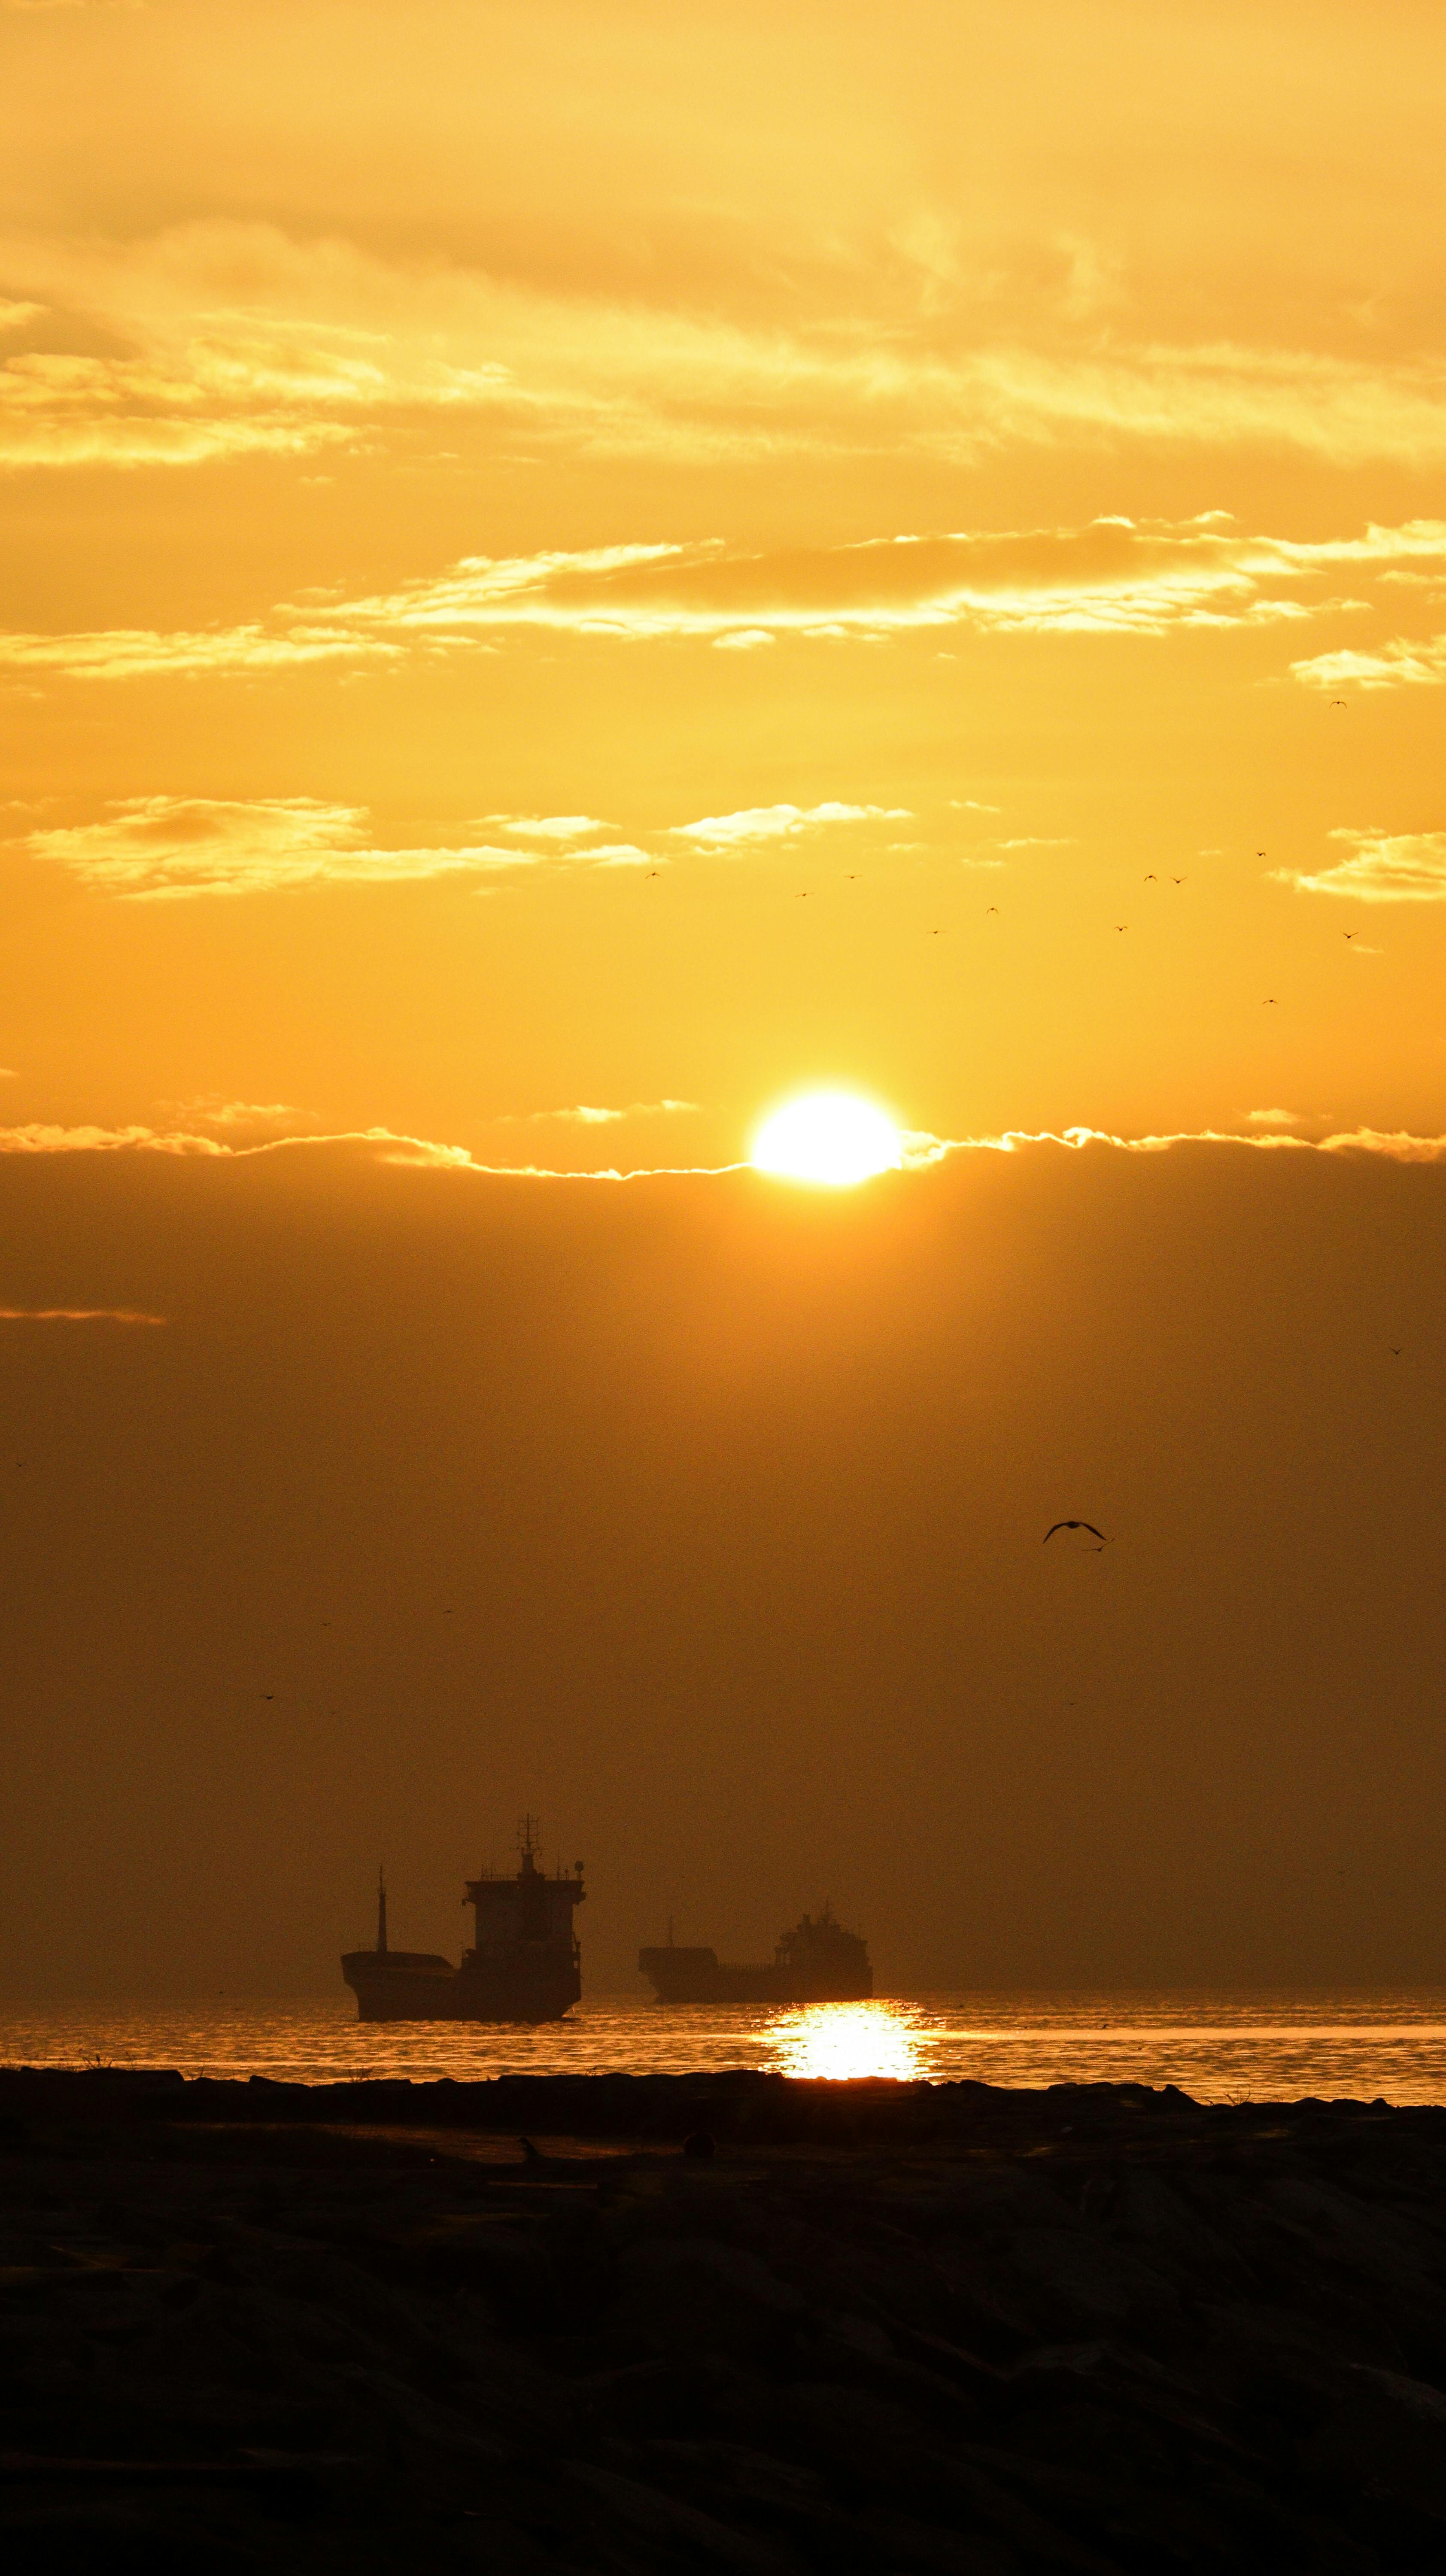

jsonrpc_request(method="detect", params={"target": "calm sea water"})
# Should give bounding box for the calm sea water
[6,1991,1446,2104]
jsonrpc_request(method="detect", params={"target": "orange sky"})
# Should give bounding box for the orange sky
[3,3,1445,1990]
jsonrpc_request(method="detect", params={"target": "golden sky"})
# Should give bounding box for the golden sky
[3,3,1445,1990]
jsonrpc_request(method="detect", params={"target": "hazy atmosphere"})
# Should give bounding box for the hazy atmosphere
[5,0,1446,1997]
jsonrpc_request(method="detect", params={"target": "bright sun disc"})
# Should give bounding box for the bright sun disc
[751,1089,903,1187]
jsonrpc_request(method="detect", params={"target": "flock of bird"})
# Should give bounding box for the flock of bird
[772,851,1331,1003]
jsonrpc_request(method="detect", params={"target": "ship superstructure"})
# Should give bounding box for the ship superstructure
[638,1903,872,2005]
[342,1822,584,2022]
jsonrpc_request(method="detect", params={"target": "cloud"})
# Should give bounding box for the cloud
[481,814,612,841]
[523,1099,699,1127]
[4,1119,1446,1188]
[1273,829,1446,903]
[11,796,628,898]
[159,1097,313,1133]
[1244,1108,1304,1127]
[11,516,1446,685]
[0,625,402,682]
[711,629,776,651]
[0,1306,166,1324]
[1291,634,1446,692]
[9,224,1446,479]
[671,802,909,848]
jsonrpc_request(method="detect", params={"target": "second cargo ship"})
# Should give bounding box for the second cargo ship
[639,1904,872,2005]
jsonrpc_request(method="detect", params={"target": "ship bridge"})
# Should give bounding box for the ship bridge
[465,1819,585,1970]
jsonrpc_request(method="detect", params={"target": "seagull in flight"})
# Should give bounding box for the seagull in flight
[1172,875,1187,885]
[1144,872,1157,882]
[985,905,999,914]
[1044,1520,1108,1545]
[1331,699,1348,708]
[1263,996,1279,1005]
[1116,923,1129,932]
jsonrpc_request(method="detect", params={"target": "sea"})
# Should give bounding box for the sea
[6,1990,1446,2104]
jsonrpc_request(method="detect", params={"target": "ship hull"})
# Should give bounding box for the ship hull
[638,1948,872,2006]
[340,1950,580,2023]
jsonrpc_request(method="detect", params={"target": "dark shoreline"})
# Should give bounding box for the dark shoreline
[6,2068,1446,2570]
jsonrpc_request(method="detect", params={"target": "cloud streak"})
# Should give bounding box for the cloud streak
[10,796,645,897]
[8,225,1446,479]
[0,1305,167,1323]
[3,1119,1445,1180]
[1273,830,1446,903]
[8,515,1446,685]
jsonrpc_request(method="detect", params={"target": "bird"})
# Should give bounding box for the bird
[1115,923,1128,932]
[985,905,999,914]
[795,890,811,899]
[1389,1345,1402,1358]
[1044,1520,1108,1544]
[1263,996,1278,1005]
[930,927,944,936]
[845,873,859,881]
[1343,931,1356,941]
[1144,872,1157,882]
[1172,875,1187,885]
[1331,699,1347,709]
[261,1693,274,1701]
[645,869,661,879]
[1257,850,1266,857]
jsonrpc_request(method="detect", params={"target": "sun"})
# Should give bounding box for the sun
[751,1089,903,1187]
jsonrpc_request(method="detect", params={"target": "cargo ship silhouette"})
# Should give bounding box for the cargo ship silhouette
[341,1820,584,2023]
[639,1904,872,2005]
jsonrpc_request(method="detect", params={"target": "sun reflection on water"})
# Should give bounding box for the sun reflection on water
[771,2000,923,2082]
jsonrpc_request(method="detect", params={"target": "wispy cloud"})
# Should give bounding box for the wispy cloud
[4,1119,1445,1183]
[11,796,636,898]
[670,802,908,848]
[1291,633,1446,692]
[9,225,1446,478]
[517,1099,699,1127]
[1244,1108,1304,1127]
[158,1097,313,1133]
[0,1306,166,1324]
[480,814,613,841]
[9,517,1446,684]
[1272,829,1446,902]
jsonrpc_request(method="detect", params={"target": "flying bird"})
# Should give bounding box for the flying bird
[1389,1345,1402,1358]
[1332,699,1348,708]
[1044,1520,1108,1544]
[1263,996,1279,1005]
[1116,923,1128,932]
[985,905,999,914]
[1172,875,1187,885]
[1144,872,1157,881]
[1343,931,1356,940]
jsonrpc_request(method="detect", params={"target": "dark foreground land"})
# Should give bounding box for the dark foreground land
[6,2070,1446,2571]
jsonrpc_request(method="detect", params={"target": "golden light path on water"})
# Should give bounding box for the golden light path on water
[773,2000,924,2082]
[9,1994,1446,2101]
